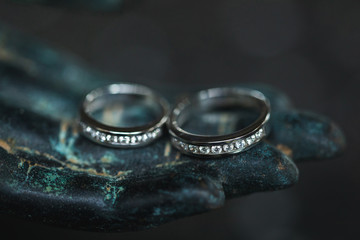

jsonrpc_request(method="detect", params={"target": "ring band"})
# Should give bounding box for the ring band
[167,87,271,157]
[79,83,169,148]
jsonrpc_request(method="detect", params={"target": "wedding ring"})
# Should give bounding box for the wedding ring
[79,83,169,148]
[167,87,271,157]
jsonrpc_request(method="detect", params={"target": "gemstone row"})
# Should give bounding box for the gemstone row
[80,122,161,146]
[172,128,265,155]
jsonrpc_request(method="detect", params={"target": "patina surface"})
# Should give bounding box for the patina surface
[0,25,345,231]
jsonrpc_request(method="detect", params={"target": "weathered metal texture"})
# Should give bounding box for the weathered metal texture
[0,25,346,231]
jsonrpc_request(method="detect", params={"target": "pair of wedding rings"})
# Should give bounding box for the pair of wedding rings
[79,83,270,157]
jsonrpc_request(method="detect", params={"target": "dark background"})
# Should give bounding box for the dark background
[0,0,358,239]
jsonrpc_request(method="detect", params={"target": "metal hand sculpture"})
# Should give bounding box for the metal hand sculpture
[0,25,345,232]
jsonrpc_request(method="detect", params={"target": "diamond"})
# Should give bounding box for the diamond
[130,136,138,144]
[154,128,161,134]
[188,145,198,153]
[94,131,101,140]
[223,144,234,152]
[100,133,107,142]
[151,130,158,138]
[149,129,160,139]
[88,129,95,137]
[255,128,264,139]
[106,134,112,142]
[120,136,130,144]
[142,133,149,142]
[85,126,92,133]
[91,131,98,138]
[234,139,246,150]
[112,135,118,143]
[147,132,154,138]
[246,135,256,145]
[211,145,222,154]
[199,146,210,154]
[179,142,188,150]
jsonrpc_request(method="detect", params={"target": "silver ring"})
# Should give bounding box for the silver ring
[79,83,170,148]
[167,87,271,157]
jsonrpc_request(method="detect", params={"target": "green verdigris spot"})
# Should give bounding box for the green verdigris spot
[102,183,125,205]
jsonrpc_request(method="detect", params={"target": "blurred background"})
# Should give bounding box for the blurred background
[0,0,358,239]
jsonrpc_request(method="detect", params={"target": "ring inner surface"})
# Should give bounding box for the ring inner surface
[178,95,263,136]
[85,93,163,128]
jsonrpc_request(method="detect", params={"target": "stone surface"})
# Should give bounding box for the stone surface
[0,24,346,231]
